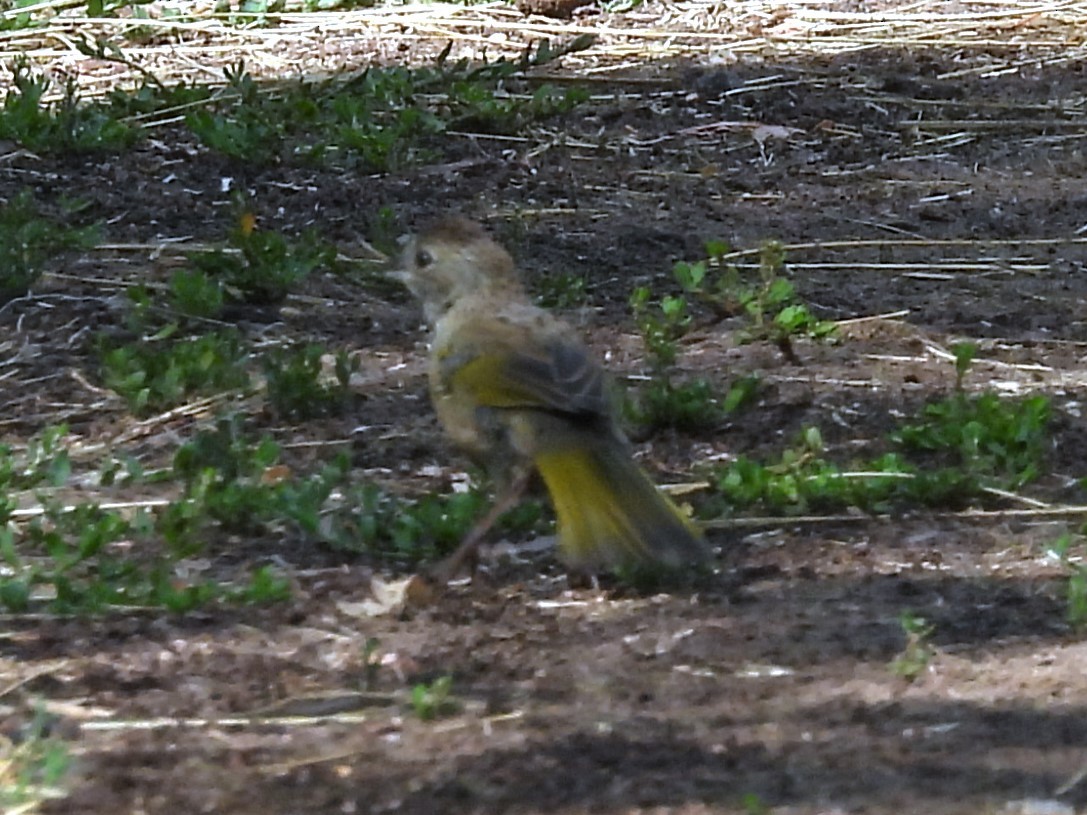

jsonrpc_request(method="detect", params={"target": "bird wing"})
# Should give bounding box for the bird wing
[439,325,608,420]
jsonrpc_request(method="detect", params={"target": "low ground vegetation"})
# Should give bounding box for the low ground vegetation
[2,1,1087,813]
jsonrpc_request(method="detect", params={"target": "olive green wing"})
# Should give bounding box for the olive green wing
[439,328,608,420]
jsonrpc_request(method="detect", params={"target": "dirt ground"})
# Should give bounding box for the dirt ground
[4,2,1087,813]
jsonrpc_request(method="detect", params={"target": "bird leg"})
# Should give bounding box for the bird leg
[428,468,532,585]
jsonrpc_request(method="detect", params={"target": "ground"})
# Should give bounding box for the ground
[3,2,1087,813]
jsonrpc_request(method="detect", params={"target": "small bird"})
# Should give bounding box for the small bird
[394,216,709,581]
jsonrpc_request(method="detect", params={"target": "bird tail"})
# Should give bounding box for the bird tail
[533,440,708,575]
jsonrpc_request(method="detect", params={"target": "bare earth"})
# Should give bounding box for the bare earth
[3,2,1087,813]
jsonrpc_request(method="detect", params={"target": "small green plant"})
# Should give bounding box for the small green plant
[181,44,589,169]
[713,424,1045,520]
[674,239,836,363]
[0,465,210,613]
[629,377,722,433]
[410,675,457,721]
[335,484,487,562]
[0,191,99,303]
[73,34,167,87]
[739,792,770,815]
[535,272,588,309]
[893,341,1049,490]
[713,426,902,515]
[889,612,935,681]
[228,564,292,604]
[212,0,289,26]
[262,345,358,420]
[951,341,977,392]
[629,285,689,369]
[0,58,137,152]
[1,500,290,614]
[429,37,592,136]
[15,502,152,613]
[0,424,72,493]
[323,479,546,565]
[168,415,292,536]
[169,268,226,320]
[1050,534,1087,630]
[189,218,336,305]
[711,341,1051,518]
[367,206,401,257]
[162,414,354,550]
[0,1,38,32]
[97,329,251,415]
[445,80,587,135]
[722,374,761,414]
[625,238,827,431]
[892,392,1049,490]
[185,62,283,162]
[106,72,212,119]
[627,286,725,431]
[0,710,72,810]
[85,0,155,17]
[0,424,296,614]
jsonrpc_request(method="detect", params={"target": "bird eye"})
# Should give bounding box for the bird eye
[415,249,434,268]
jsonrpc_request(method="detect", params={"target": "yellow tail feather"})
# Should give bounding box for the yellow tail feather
[534,443,707,574]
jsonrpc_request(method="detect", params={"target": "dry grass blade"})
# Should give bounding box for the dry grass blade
[0,0,1082,94]
[718,237,1087,261]
[703,505,1087,530]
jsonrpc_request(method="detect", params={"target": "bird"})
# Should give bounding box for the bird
[393,216,710,582]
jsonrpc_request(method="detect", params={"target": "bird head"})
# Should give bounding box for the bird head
[394,217,519,324]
